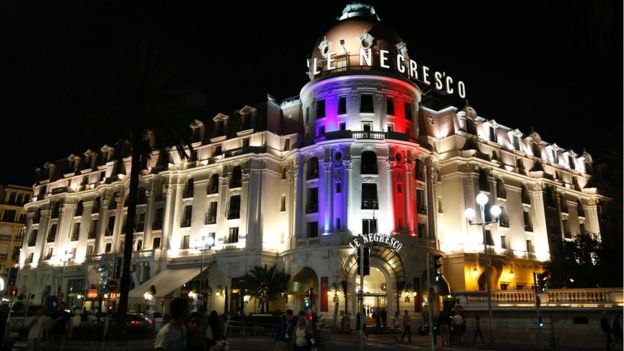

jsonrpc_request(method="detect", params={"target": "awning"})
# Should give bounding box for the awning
[129,266,205,299]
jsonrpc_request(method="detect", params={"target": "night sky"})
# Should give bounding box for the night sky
[2,1,621,186]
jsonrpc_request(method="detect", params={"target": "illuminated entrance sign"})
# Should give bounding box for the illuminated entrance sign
[308,48,467,98]
[349,233,403,253]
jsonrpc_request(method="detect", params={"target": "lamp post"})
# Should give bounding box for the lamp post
[464,192,501,347]
[193,230,215,313]
[58,248,72,300]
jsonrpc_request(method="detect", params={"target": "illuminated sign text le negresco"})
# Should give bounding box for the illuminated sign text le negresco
[349,233,403,253]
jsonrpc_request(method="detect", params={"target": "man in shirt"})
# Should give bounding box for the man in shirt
[154,297,189,351]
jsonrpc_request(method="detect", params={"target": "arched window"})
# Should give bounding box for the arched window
[208,174,219,194]
[361,151,378,174]
[307,157,319,179]
[521,186,530,204]
[93,197,101,212]
[496,179,506,198]
[478,169,489,192]
[532,143,541,159]
[415,159,425,181]
[230,166,242,188]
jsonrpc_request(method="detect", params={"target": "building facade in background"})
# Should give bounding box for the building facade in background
[0,184,31,290]
[16,4,608,321]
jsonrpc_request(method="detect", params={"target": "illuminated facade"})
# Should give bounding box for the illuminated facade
[0,185,30,285]
[17,3,607,321]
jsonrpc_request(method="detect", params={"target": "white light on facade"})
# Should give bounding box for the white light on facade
[490,205,502,218]
[464,208,476,221]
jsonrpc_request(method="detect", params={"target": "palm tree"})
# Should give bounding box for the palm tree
[83,41,206,320]
[240,265,290,313]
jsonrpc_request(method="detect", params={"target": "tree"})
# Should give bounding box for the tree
[543,233,606,288]
[240,264,290,313]
[83,41,206,320]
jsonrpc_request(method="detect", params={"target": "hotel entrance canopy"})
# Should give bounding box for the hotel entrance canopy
[129,265,207,299]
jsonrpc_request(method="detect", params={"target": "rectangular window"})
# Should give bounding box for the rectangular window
[181,235,190,250]
[362,219,378,235]
[513,136,520,151]
[362,121,372,132]
[523,211,533,232]
[500,235,508,249]
[339,122,346,131]
[87,245,94,256]
[226,227,239,244]
[563,219,571,239]
[580,222,586,235]
[11,246,20,260]
[47,224,57,242]
[336,218,341,230]
[487,126,496,142]
[404,102,412,120]
[243,138,250,148]
[153,208,164,230]
[386,98,395,115]
[306,188,319,213]
[317,125,325,137]
[387,123,394,132]
[316,100,326,118]
[485,230,494,246]
[284,139,291,151]
[228,195,241,219]
[526,239,534,253]
[105,243,112,253]
[28,230,37,246]
[416,189,426,214]
[181,205,192,227]
[335,182,342,193]
[136,213,145,232]
[338,96,347,115]
[307,222,318,238]
[45,247,53,260]
[71,222,80,241]
[153,237,161,249]
[26,252,34,264]
[360,94,374,113]
[280,195,286,212]
[206,202,218,224]
[361,183,378,209]
[106,216,115,236]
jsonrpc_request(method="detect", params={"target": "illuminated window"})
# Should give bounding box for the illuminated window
[47,224,57,243]
[105,243,112,253]
[228,196,241,219]
[226,227,239,243]
[152,237,161,249]
[526,240,534,253]
[87,245,94,256]
[500,235,508,249]
[206,202,218,224]
[181,205,192,227]
[71,222,80,241]
[181,235,190,250]
[523,210,533,232]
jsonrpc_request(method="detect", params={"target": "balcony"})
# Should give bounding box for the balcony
[323,130,409,142]
[180,218,192,228]
[205,214,216,225]
[224,146,266,158]
[305,203,318,214]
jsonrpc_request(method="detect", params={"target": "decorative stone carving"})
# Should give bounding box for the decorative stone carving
[361,177,377,183]
[242,170,250,182]
[342,160,352,170]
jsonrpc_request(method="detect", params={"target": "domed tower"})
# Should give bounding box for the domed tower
[291,3,439,320]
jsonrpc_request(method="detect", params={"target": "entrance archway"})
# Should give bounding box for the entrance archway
[288,267,318,311]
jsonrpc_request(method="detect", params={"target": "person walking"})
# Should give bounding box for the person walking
[400,310,412,342]
[380,308,387,328]
[451,311,464,346]
[601,313,613,350]
[472,315,484,344]
[26,308,47,351]
[275,314,289,351]
[294,316,313,351]
[392,312,401,343]
[48,302,71,351]
[154,297,190,351]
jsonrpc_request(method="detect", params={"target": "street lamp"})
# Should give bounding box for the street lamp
[464,192,501,347]
[58,248,72,300]
[193,229,215,313]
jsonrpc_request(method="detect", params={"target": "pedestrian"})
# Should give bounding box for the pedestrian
[294,316,314,351]
[613,314,622,346]
[275,314,289,351]
[374,310,381,332]
[451,311,464,345]
[208,311,221,345]
[601,312,612,350]
[26,307,47,351]
[392,312,401,342]
[380,308,387,328]
[48,301,71,351]
[154,297,189,351]
[401,310,412,342]
[186,312,208,351]
[356,312,368,340]
[473,315,484,344]
[285,309,297,350]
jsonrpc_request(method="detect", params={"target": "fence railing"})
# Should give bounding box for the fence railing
[454,288,623,308]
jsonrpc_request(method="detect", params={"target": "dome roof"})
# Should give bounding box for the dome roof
[308,3,409,80]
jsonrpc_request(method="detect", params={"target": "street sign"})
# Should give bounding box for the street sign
[106,280,118,292]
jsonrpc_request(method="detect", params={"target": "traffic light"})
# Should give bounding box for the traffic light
[357,247,370,276]
[431,254,443,281]
[538,317,544,328]
[8,288,17,297]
